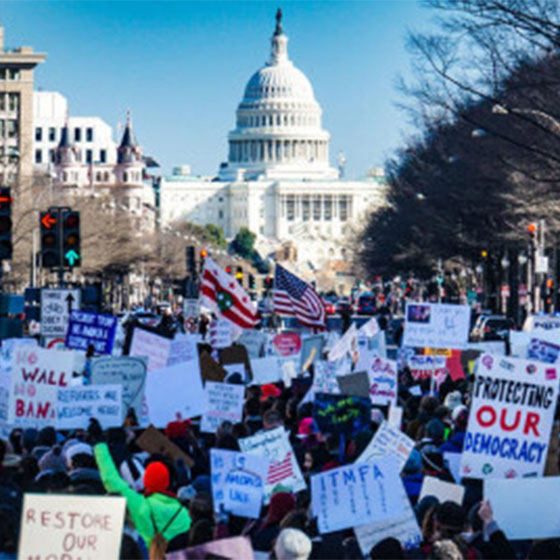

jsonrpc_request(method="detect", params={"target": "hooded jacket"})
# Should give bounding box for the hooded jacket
[94,443,191,547]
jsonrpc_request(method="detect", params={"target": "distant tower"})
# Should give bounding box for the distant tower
[55,116,82,186]
[116,110,144,186]
[337,151,347,178]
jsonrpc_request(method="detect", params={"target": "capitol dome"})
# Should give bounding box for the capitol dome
[219,10,338,181]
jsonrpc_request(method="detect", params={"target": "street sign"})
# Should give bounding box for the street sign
[40,288,81,338]
[536,254,549,274]
[501,285,510,297]
[183,298,200,319]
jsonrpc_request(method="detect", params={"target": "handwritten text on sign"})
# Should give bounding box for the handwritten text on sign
[65,311,117,355]
[201,382,244,433]
[368,356,398,407]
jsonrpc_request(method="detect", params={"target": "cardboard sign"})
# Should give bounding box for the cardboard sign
[136,425,194,468]
[238,330,268,358]
[18,494,126,560]
[65,310,117,355]
[201,382,245,433]
[220,345,252,381]
[166,536,254,560]
[209,319,233,349]
[40,288,81,337]
[8,346,77,428]
[311,457,406,534]
[337,371,371,399]
[419,475,465,505]
[90,356,148,424]
[367,356,398,407]
[199,352,227,383]
[313,393,371,436]
[145,360,207,426]
[357,421,414,471]
[272,332,302,357]
[461,354,559,479]
[129,327,172,372]
[300,335,324,369]
[403,302,470,349]
[210,448,269,518]
[56,384,122,430]
[484,477,560,540]
[239,426,306,501]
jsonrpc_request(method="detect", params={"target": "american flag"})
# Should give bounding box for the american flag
[267,451,294,485]
[273,265,326,329]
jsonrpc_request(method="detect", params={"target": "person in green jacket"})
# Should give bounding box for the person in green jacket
[94,443,192,548]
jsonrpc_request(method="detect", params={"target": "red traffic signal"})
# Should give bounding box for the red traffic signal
[527,223,537,234]
[200,249,208,259]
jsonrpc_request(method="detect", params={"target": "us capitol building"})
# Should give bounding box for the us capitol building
[160,11,387,276]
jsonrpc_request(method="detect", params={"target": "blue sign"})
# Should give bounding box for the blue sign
[65,310,117,355]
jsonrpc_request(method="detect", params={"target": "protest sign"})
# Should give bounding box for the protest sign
[484,477,560,540]
[18,493,126,560]
[388,405,403,429]
[129,327,172,372]
[527,337,560,364]
[313,360,345,394]
[220,344,252,381]
[91,356,148,423]
[210,448,269,518]
[250,356,285,385]
[145,360,207,426]
[357,421,414,471]
[65,310,117,355]
[461,353,559,479]
[359,317,380,338]
[56,384,122,430]
[523,315,560,331]
[403,302,470,349]
[201,382,245,433]
[419,476,465,505]
[444,452,462,483]
[337,371,371,399]
[167,334,199,366]
[238,330,267,358]
[300,335,324,369]
[272,332,302,357]
[239,426,306,501]
[166,536,254,560]
[313,393,371,436]
[311,457,406,534]
[407,355,447,387]
[209,319,233,349]
[8,346,77,428]
[182,298,200,319]
[354,482,421,555]
[367,356,398,407]
[136,425,194,468]
[199,352,227,383]
[40,288,81,337]
[223,363,248,383]
[328,323,358,362]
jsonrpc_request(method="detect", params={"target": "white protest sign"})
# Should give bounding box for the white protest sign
[359,317,380,338]
[250,356,285,385]
[311,457,406,534]
[509,330,560,359]
[407,354,447,384]
[419,475,465,505]
[91,356,148,424]
[210,448,269,519]
[367,356,398,407]
[357,421,414,472]
[238,330,268,358]
[444,452,462,483]
[312,360,344,395]
[40,288,81,338]
[461,353,558,479]
[526,337,560,364]
[183,298,200,319]
[129,328,172,372]
[18,494,126,559]
[403,302,470,349]
[388,405,403,429]
[484,477,560,540]
[201,382,245,433]
[328,323,358,362]
[167,334,199,367]
[223,363,248,383]
[239,426,306,501]
[8,346,77,428]
[523,315,560,332]
[209,319,233,349]
[56,384,122,430]
[145,360,207,426]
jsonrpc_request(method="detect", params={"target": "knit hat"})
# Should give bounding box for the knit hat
[452,405,468,424]
[370,537,405,559]
[274,528,312,560]
[298,418,314,436]
[65,443,93,468]
[425,419,445,442]
[265,491,296,525]
[435,501,466,533]
[143,461,170,495]
[165,420,191,439]
[38,426,57,447]
[39,445,66,473]
[444,391,463,411]
[261,383,282,401]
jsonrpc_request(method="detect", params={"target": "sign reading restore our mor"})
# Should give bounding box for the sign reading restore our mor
[461,354,559,479]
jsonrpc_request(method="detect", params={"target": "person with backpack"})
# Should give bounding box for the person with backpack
[94,443,191,558]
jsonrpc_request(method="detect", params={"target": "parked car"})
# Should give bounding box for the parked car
[336,298,354,315]
[133,311,160,327]
[323,299,336,315]
[357,293,376,315]
[471,315,515,341]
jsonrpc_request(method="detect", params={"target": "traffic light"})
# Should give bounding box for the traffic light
[40,209,61,268]
[248,274,255,290]
[186,246,196,276]
[61,210,81,267]
[199,249,208,272]
[480,250,488,258]
[225,265,232,274]
[0,187,12,260]
[264,276,273,294]
[236,266,243,281]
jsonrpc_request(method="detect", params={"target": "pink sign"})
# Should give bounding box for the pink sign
[273,333,302,357]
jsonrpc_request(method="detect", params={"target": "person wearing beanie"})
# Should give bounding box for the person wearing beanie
[274,528,312,560]
[38,445,66,473]
[440,405,469,454]
[402,449,424,505]
[443,391,463,411]
[251,491,297,552]
[94,443,191,550]
[369,537,404,559]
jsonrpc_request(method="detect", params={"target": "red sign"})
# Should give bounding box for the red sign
[518,284,528,297]
[272,333,302,357]
[501,285,510,297]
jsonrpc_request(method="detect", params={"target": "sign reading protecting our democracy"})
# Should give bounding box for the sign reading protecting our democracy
[201,382,245,433]
[210,448,269,519]
[65,310,118,355]
[403,302,471,349]
[367,356,398,407]
[56,384,122,430]
[18,494,126,560]
[313,393,372,437]
[460,354,559,479]
[239,426,306,501]
[311,457,406,534]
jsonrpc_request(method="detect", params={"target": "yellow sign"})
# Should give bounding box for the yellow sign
[424,348,452,357]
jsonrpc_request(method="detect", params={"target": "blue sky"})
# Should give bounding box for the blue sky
[3,1,434,178]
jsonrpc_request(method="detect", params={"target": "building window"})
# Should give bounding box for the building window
[0,120,4,138]
[48,127,56,142]
[0,69,5,80]
[286,194,295,221]
[219,210,224,219]
[74,128,81,142]
[86,149,92,163]
[103,172,109,181]
[339,195,352,222]
[86,127,93,142]
[8,69,20,80]
[35,127,42,142]
[313,195,321,220]
[7,120,17,138]
[323,195,333,221]
[35,149,42,164]
[0,95,4,111]
[8,93,18,112]
[49,149,55,163]
[302,195,310,221]
[100,149,106,163]
[123,172,128,182]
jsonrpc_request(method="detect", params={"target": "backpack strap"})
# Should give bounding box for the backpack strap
[161,505,183,534]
